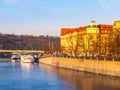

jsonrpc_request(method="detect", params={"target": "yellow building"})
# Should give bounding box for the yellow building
[60,28,79,55]
[111,20,120,55]
[113,20,120,29]
[99,24,113,55]
[85,21,99,54]
[61,21,113,56]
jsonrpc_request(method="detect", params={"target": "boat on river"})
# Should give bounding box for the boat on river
[21,54,34,63]
[11,53,20,62]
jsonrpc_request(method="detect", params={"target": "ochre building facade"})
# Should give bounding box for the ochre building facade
[60,21,114,56]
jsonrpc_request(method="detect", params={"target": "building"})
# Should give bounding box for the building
[60,27,79,55]
[60,21,113,56]
[113,20,120,29]
[99,24,113,55]
[111,20,120,56]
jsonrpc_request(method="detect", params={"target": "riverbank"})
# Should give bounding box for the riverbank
[39,57,120,77]
[0,58,11,62]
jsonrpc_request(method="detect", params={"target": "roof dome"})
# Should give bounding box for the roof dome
[88,21,98,27]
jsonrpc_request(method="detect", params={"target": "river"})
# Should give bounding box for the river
[0,62,120,90]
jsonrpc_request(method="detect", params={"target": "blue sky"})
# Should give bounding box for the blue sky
[0,0,120,36]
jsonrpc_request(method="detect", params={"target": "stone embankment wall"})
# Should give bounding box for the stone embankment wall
[39,57,120,77]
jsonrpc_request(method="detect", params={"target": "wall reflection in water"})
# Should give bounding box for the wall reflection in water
[21,63,33,77]
[40,64,120,90]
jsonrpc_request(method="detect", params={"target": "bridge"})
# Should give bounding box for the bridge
[0,50,44,54]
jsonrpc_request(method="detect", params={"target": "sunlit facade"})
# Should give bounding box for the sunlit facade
[113,21,120,29]
[60,28,79,54]
[60,21,113,56]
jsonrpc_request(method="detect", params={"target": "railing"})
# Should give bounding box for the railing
[0,50,44,54]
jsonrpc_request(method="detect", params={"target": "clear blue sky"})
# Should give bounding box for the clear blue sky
[0,0,120,36]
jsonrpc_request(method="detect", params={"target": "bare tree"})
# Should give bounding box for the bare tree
[68,33,74,55]
[110,28,120,56]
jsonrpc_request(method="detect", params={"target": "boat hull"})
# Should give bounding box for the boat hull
[21,55,34,63]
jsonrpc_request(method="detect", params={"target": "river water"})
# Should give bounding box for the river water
[0,62,120,90]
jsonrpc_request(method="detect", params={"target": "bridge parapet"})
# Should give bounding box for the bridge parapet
[0,50,44,54]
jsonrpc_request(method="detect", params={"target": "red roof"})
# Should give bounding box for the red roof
[99,24,113,30]
[61,26,87,35]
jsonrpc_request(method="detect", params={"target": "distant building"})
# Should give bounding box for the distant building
[60,21,113,56]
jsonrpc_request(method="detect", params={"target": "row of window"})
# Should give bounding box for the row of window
[100,30,111,33]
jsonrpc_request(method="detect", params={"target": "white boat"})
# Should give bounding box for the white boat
[21,54,34,63]
[11,53,20,62]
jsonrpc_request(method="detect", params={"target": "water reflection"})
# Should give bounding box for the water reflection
[40,64,120,90]
[0,62,75,90]
[1,62,120,90]
[21,63,33,76]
